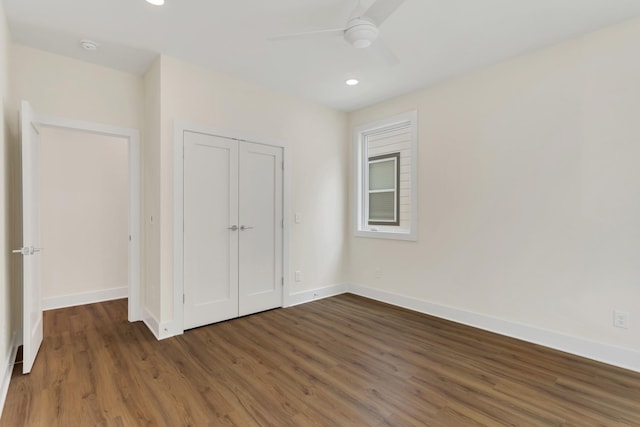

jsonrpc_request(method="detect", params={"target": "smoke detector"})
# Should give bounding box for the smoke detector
[80,40,99,51]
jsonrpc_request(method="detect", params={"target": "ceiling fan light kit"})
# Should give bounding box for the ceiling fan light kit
[345,19,379,48]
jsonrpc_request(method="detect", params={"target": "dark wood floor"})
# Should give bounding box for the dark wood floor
[2,294,639,426]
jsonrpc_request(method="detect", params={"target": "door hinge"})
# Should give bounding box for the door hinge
[282,161,284,170]
[281,219,284,228]
[281,277,284,286]
[183,294,185,304]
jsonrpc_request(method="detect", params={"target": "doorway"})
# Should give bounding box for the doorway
[37,114,141,322]
[18,103,141,373]
[40,127,129,311]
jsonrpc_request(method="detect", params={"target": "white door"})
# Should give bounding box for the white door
[238,142,283,316]
[183,131,239,329]
[183,133,283,329]
[18,101,44,374]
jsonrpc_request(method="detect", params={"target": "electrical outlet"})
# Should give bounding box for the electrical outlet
[613,310,630,329]
[374,268,382,279]
[295,271,302,282]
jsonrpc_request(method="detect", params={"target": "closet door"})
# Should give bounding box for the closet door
[183,131,239,329]
[238,142,283,316]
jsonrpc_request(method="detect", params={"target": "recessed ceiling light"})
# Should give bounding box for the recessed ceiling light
[346,78,359,86]
[146,0,165,5]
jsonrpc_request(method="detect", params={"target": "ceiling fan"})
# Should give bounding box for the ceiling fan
[268,0,406,66]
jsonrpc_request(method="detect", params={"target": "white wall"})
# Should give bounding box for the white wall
[154,55,348,326]
[348,18,640,361]
[40,127,128,307]
[9,45,142,130]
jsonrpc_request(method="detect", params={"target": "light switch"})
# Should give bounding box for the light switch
[295,213,302,224]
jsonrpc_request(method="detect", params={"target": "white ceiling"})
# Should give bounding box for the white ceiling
[4,0,640,111]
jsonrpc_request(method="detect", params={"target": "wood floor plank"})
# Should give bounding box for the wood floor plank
[2,294,640,426]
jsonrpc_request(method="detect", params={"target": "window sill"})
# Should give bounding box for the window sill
[354,229,417,241]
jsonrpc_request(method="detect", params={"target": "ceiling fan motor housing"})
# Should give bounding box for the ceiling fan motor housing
[345,18,379,48]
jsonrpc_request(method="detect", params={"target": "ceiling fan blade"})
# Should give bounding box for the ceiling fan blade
[268,28,345,41]
[363,0,406,26]
[348,0,368,20]
[369,38,400,67]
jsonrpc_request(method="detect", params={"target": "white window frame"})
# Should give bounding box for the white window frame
[354,111,418,241]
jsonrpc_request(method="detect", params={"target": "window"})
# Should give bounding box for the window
[368,153,400,226]
[354,111,418,240]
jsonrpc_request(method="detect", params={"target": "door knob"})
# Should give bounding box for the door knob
[12,247,42,255]
[228,225,238,231]
[240,225,254,231]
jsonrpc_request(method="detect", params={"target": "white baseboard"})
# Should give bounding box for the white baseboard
[285,284,348,307]
[43,286,128,311]
[143,307,179,341]
[143,307,161,340]
[146,284,349,341]
[347,283,640,373]
[0,331,19,419]
[157,319,180,340]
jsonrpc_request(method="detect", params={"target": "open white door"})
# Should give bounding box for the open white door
[15,101,44,374]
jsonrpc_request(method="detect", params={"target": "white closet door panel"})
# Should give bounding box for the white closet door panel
[183,132,239,329]
[238,142,283,316]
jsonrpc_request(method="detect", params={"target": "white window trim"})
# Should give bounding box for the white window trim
[354,110,418,241]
